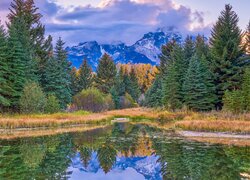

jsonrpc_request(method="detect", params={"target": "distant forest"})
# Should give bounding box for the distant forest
[0,0,249,114]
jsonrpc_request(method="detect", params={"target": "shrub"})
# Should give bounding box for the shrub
[120,93,137,109]
[45,94,60,114]
[73,88,114,112]
[19,82,46,114]
[223,90,245,114]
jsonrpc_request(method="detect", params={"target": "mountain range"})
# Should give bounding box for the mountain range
[66,29,183,70]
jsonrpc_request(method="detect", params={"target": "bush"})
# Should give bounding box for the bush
[19,82,46,114]
[120,93,138,109]
[223,90,245,114]
[73,88,114,112]
[45,94,60,114]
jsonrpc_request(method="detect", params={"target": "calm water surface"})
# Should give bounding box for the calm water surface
[0,123,250,180]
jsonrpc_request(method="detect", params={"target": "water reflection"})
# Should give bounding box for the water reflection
[0,123,250,179]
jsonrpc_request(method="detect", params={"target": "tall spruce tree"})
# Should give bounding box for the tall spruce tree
[8,0,53,85]
[0,23,12,109]
[183,56,212,111]
[145,76,163,107]
[95,53,117,94]
[162,43,185,110]
[195,35,217,109]
[54,37,72,109]
[7,18,26,108]
[242,68,250,111]
[78,59,92,92]
[183,35,195,65]
[70,67,79,96]
[210,4,245,109]
[159,40,176,76]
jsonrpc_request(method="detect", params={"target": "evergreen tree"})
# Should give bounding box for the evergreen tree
[7,18,27,108]
[183,56,213,111]
[183,35,195,65]
[162,44,185,110]
[70,67,79,96]
[195,35,217,109]
[242,68,250,111]
[145,76,163,107]
[128,68,140,101]
[0,23,12,109]
[8,0,53,85]
[53,37,72,109]
[210,4,245,109]
[78,59,92,91]
[95,53,117,94]
[159,40,176,75]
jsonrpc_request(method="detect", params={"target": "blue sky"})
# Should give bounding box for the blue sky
[0,0,249,45]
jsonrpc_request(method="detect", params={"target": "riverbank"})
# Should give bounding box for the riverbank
[1,108,250,134]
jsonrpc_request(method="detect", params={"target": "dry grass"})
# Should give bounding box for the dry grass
[185,137,250,147]
[1,108,250,133]
[0,125,108,140]
[175,120,250,133]
[0,108,161,129]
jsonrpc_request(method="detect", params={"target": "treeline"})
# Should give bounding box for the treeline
[0,0,72,113]
[145,5,250,113]
[70,55,158,112]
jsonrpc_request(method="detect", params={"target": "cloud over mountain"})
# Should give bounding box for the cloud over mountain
[0,0,208,45]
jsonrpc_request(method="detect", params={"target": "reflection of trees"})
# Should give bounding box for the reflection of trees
[151,131,249,180]
[0,134,74,179]
[80,147,92,168]
[97,140,117,173]
[19,141,46,169]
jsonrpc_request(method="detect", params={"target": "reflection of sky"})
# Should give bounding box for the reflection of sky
[68,167,145,180]
[67,152,161,180]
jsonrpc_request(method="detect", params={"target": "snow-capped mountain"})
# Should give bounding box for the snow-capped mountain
[66,29,183,70]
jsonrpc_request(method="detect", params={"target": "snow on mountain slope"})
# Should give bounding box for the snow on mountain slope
[66,29,183,70]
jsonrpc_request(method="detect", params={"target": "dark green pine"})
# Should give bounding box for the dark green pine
[0,23,12,108]
[70,67,79,96]
[145,75,163,107]
[183,56,212,111]
[210,4,245,108]
[7,19,26,108]
[53,37,72,109]
[78,59,92,91]
[95,53,117,94]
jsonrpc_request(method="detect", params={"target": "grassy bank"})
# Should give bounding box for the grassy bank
[1,108,250,134]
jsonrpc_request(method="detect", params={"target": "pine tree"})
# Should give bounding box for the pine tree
[128,68,140,101]
[70,67,79,96]
[245,21,250,55]
[242,68,250,111]
[95,53,117,94]
[7,19,26,108]
[183,56,212,111]
[145,76,163,107]
[183,35,195,65]
[53,37,72,109]
[159,40,176,75]
[0,23,12,109]
[8,0,53,85]
[195,35,217,109]
[162,43,185,110]
[78,59,92,91]
[210,4,245,109]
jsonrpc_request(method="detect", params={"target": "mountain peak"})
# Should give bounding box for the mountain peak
[67,29,183,70]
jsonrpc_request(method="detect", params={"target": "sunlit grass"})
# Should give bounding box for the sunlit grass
[1,108,250,133]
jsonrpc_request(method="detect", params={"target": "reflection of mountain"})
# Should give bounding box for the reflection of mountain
[69,152,161,179]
